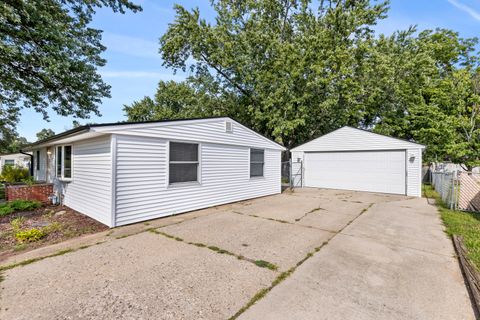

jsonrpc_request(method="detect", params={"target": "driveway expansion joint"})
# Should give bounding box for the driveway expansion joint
[149,229,279,272]
[232,210,337,234]
[228,201,375,319]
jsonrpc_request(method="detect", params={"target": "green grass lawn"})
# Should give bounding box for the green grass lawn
[423,184,480,270]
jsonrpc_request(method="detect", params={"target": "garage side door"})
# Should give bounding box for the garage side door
[304,151,406,195]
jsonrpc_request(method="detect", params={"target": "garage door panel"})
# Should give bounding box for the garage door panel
[304,151,406,195]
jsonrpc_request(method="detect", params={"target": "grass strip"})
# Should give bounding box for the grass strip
[149,228,279,271]
[424,184,480,270]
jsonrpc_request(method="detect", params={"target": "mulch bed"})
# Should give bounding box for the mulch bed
[0,205,108,261]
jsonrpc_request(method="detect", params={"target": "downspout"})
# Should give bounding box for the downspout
[20,150,34,177]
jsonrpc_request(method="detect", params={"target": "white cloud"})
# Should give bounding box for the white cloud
[447,0,480,21]
[102,32,160,59]
[99,70,185,80]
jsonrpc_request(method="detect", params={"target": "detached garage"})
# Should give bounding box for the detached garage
[290,127,425,197]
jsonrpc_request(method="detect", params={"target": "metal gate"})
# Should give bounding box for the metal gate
[281,159,303,189]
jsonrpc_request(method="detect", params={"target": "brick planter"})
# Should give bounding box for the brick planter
[6,183,54,204]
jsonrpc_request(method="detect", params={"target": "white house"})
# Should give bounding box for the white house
[24,117,285,227]
[0,153,31,172]
[290,126,425,197]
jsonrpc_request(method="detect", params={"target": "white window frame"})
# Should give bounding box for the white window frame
[55,145,73,181]
[249,148,265,178]
[167,140,201,186]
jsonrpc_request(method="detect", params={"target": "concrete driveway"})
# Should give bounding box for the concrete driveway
[0,189,474,319]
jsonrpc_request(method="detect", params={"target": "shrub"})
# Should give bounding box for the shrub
[15,228,45,243]
[0,200,42,216]
[9,199,41,211]
[0,165,29,183]
[10,216,26,231]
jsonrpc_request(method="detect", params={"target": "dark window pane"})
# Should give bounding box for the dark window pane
[64,146,72,178]
[36,150,40,170]
[170,142,198,162]
[250,149,264,162]
[56,146,62,177]
[250,163,264,177]
[169,163,198,183]
[4,160,14,166]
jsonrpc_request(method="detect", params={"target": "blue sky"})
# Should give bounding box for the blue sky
[17,0,480,141]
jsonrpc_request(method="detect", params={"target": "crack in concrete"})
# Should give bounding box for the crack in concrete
[228,202,375,319]
[231,211,337,234]
[149,229,280,272]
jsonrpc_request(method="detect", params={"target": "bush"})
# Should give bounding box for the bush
[10,216,26,231]
[15,228,45,243]
[0,200,42,216]
[0,166,30,183]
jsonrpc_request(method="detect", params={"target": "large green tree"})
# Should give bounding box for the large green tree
[0,0,141,132]
[36,128,56,141]
[368,29,480,169]
[154,0,389,148]
[124,0,479,167]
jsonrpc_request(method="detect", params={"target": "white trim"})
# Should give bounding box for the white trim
[249,148,265,178]
[167,140,201,185]
[110,134,117,228]
[291,126,425,152]
[55,144,73,181]
[91,117,286,151]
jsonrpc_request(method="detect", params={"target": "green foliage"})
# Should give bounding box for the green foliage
[124,0,479,167]
[0,130,29,154]
[0,165,29,183]
[0,200,41,216]
[15,228,45,243]
[254,260,278,270]
[10,216,26,232]
[0,0,142,132]
[21,176,35,186]
[36,129,56,141]
[126,0,390,148]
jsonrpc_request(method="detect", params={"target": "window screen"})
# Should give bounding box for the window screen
[250,149,264,177]
[169,142,199,184]
[4,160,14,166]
[36,150,40,170]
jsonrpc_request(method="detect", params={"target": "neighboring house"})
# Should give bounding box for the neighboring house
[291,126,425,197]
[0,153,31,173]
[23,117,286,227]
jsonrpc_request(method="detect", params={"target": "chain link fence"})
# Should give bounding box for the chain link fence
[431,170,480,212]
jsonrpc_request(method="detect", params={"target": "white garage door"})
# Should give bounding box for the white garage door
[304,151,406,195]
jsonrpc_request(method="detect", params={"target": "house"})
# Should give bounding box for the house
[23,117,286,227]
[0,153,31,173]
[290,126,425,197]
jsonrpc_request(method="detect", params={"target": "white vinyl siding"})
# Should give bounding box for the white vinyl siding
[406,148,422,197]
[291,127,423,152]
[62,136,112,226]
[115,135,281,226]
[94,119,282,151]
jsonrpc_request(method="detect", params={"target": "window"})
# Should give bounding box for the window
[169,142,199,184]
[36,150,40,170]
[250,149,264,177]
[56,145,72,180]
[4,159,14,167]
